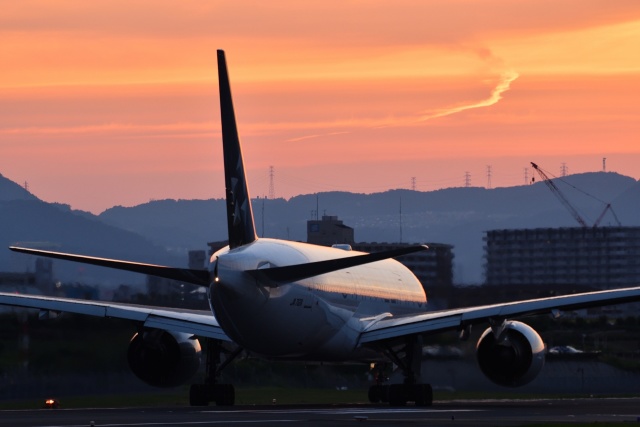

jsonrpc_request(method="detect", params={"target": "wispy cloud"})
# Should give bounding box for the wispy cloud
[286,131,350,143]
[0,122,215,136]
[418,69,519,121]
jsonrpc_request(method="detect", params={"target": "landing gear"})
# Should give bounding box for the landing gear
[368,363,389,403]
[387,383,433,406]
[369,336,433,406]
[189,339,242,406]
[189,383,235,406]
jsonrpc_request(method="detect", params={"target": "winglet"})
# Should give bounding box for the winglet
[217,50,258,249]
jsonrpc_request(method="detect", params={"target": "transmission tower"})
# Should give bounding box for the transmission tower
[464,172,471,188]
[524,167,529,185]
[268,166,275,199]
[411,177,416,191]
[603,157,607,172]
[486,165,492,189]
[560,162,568,177]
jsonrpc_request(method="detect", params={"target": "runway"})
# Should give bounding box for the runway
[2,398,640,427]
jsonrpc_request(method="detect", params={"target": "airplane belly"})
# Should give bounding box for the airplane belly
[212,282,339,358]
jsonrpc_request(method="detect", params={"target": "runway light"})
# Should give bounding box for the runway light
[44,398,59,409]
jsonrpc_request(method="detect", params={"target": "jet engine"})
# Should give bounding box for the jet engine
[128,329,201,388]
[476,320,545,387]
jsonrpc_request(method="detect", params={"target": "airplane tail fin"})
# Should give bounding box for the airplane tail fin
[217,50,258,249]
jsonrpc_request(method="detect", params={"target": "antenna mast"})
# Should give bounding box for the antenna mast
[399,196,403,244]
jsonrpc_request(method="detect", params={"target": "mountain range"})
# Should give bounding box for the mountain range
[2,171,640,284]
[0,173,181,285]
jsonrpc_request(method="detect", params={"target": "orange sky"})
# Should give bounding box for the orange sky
[2,1,640,213]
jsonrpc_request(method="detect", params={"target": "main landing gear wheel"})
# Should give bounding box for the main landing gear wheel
[388,384,407,406]
[377,336,434,406]
[368,384,390,403]
[386,383,432,407]
[189,384,209,406]
[215,384,235,406]
[189,339,242,406]
[189,383,235,406]
[413,384,433,407]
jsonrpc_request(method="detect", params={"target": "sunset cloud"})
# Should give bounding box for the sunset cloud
[1,1,639,213]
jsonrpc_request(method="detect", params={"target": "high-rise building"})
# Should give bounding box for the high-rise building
[484,226,640,289]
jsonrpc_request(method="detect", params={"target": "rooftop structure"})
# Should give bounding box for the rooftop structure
[307,215,354,246]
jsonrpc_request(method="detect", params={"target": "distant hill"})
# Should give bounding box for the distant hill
[0,199,184,286]
[0,173,38,202]
[3,171,638,284]
[100,199,228,251]
[98,171,640,284]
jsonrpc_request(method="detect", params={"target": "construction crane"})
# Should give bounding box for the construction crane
[530,162,621,228]
[593,203,621,228]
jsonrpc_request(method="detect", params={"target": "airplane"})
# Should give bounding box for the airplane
[3,50,640,407]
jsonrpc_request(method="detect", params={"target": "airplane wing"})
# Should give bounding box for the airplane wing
[0,292,231,341]
[359,285,640,344]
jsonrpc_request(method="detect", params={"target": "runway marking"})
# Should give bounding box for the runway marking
[39,421,297,427]
[202,408,484,415]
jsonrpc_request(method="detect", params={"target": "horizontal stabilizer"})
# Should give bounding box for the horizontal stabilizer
[247,245,428,285]
[9,247,211,287]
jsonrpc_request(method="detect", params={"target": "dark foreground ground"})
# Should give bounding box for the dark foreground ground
[2,397,640,427]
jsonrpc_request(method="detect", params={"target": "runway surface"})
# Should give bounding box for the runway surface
[2,397,640,427]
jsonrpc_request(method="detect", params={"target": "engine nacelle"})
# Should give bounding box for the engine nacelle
[128,329,201,388]
[476,320,545,387]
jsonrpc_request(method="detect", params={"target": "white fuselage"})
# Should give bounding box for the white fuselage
[209,238,428,361]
